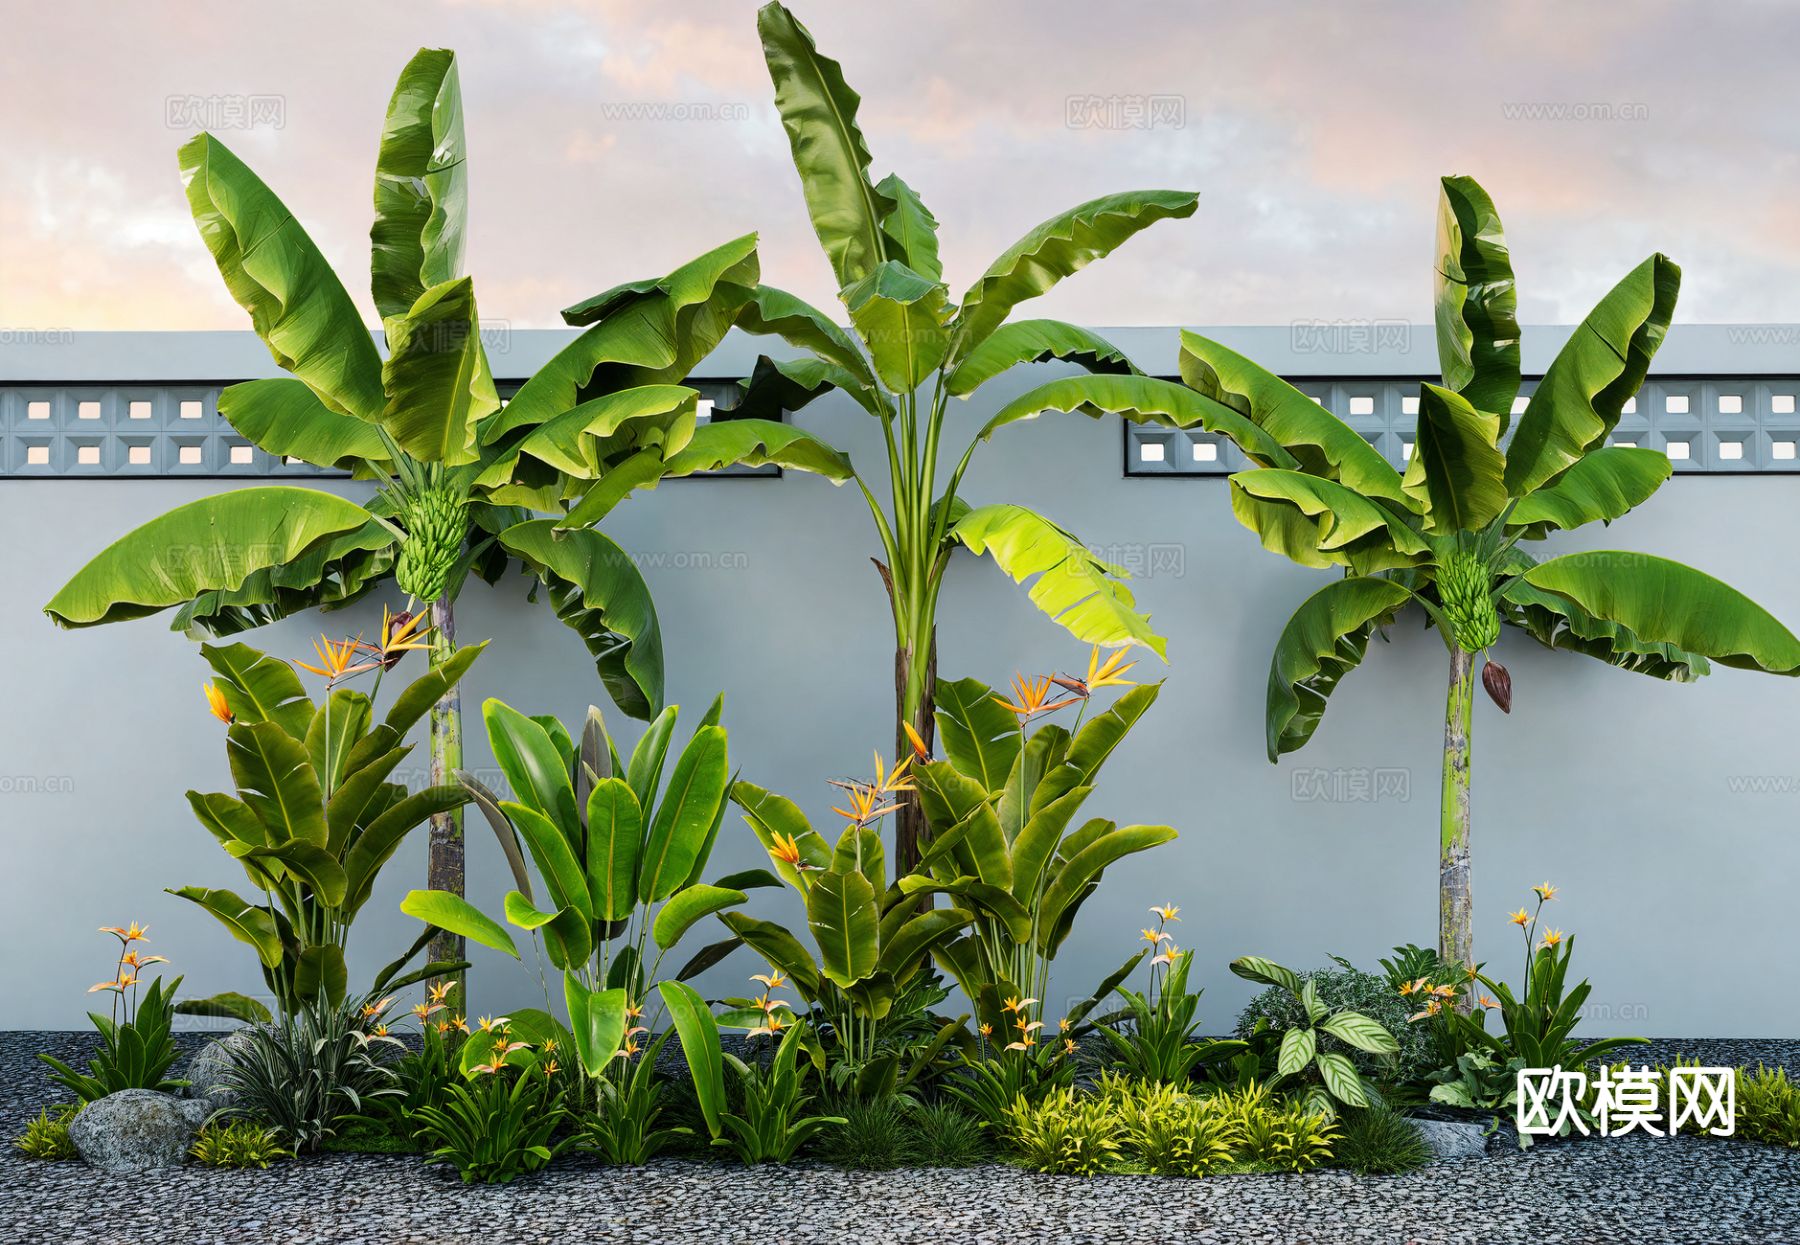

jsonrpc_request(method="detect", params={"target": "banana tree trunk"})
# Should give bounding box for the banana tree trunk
[427,592,465,988]
[894,631,937,871]
[1439,646,1475,977]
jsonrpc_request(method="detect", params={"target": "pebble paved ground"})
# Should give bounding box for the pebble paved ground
[6,1032,1799,1245]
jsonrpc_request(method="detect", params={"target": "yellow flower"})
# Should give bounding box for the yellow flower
[1140,928,1169,946]
[373,1024,389,1037]
[1005,1036,1038,1051]
[902,720,930,762]
[120,951,168,970]
[1478,995,1499,1009]
[1063,1038,1078,1056]
[831,781,899,827]
[470,1059,505,1076]
[361,606,432,670]
[870,750,915,797]
[203,682,235,725]
[1058,1018,1071,1033]
[1540,928,1565,948]
[769,831,805,868]
[1149,903,1180,923]
[450,1015,470,1035]
[361,996,395,1020]
[752,972,788,991]
[87,980,123,994]
[100,922,149,944]
[427,981,455,1005]
[1050,645,1139,699]
[1151,947,1177,968]
[1533,881,1559,903]
[1508,908,1532,927]
[295,635,376,682]
[993,674,1080,720]
[476,1015,507,1033]
[115,973,139,989]
[542,1060,559,1077]
[979,1022,993,1038]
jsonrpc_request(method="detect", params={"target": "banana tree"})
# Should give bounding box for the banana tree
[740,2,1220,867]
[1177,176,1800,969]
[44,48,853,971]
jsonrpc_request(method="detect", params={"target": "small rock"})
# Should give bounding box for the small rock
[181,1027,261,1111]
[69,1088,210,1173]
[1411,1118,1489,1161]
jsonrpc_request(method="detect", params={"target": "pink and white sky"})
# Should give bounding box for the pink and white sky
[7,0,1798,332]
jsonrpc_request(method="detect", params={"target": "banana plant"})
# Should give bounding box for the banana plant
[174,637,482,1018]
[741,2,1231,866]
[45,48,854,971]
[902,666,1176,1037]
[723,775,974,1090]
[1172,176,1800,969]
[399,695,772,1094]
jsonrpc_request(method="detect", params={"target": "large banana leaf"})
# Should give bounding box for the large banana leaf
[226,722,326,846]
[978,374,1294,465]
[483,698,581,834]
[806,868,879,988]
[949,504,1166,658]
[341,784,469,914]
[757,1,893,289]
[1231,470,1431,575]
[1180,331,1411,507]
[1519,552,1800,674]
[171,518,398,638]
[876,173,942,284]
[652,883,747,951]
[718,911,822,995]
[637,725,729,903]
[1500,558,1707,680]
[166,886,282,968]
[1265,577,1412,759]
[1503,254,1680,498]
[179,134,384,421]
[201,641,316,739]
[1506,446,1671,538]
[379,276,499,464]
[370,48,467,322]
[946,319,1138,397]
[47,488,382,628]
[485,235,759,445]
[400,889,519,958]
[933,677,1022,792]
[498,521,663,720]
[1035,824,1176,949]
[842,260,951,391]
[658,419,856,482]
[1434,175,1520,420]
[486,386,697,489]
[1401,383,1507,533]
[565,978,629,1081]
[585,779,642,922]
[218,379,388,472]
[952,190,1198,359]
[735,283,881,396]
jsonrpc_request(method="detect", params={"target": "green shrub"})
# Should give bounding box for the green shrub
[1002,1086,1122,1175]
[821,1098,913,1170]
[1238,961,1427,1084]
[13,1105,79,1161]
[190,1121,291,1169]
[1334,1104,1431,1175]
[1113,1081,1236,1177]
[906,1101,990,1168]
[412,1063,573,1184]
[216,996,403,1151]
[580,1037,690,1166]
[1738,1065,1800,1148]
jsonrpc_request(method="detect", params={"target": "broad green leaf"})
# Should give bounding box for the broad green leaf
[757,1,894,288]
[179,133,385,419]
[379,276,499,465]
[806,868,879,988]
[218,378,387,472]
[951,503,1166,657]
[731,781,831,890]
[1229,955,1302,994]
[1033,682,1160,810]
[227,721,326,846]
[1401,383,1508,533]
[383,641,487,738]
[501,890,561,931]
[228,838,348,907]
[295,944,348,1006]
[974,373,1294,466]
[172,516,398,639]
[1265,576,1412,760]
[341,784,467,914]
[932,677,1021,792]
[1500,549,1707,680]
[658,981,725,1135]
[946,319,1139,397]
[166,886,281,968]
[305,689,371,796]
[586,778,643,921]
[1180,331,1412,507]
[732,352,887,421]
[565,978,629,1079]
[505,801,593,919]
[498,522,663,721]
[187,790,268,853]
[400,889,519,958]
[46,489,381,628]
[718,912,822,995]
[875,907,972,979]
[1506,446,1671,538]
[638,725,729,903]
[1319,1009,1400,1054]
[842,260,951,392]
[1316,1050,1369,1106]
[494,385,697,484]
[201,641,316,739]
[1434,175,1520,420]
[1301,979,1327,1024]
[735,284,879,393]
[953,190,1198,359]
[659,418,855,482]
[173,992,273,1026]
[1231,469,1431,575]
[1520,552,1800,674]
[371,48,467,321]
[627,707,679,812]
[1504,254,1680,497]
[484,699,581,833]
[897,874,1029,943]
[652,884,747,950]
[1278,1026,1316,1077]
[875,173,941,284]
[1009,786,1093,904]
[1035,824,1176,946]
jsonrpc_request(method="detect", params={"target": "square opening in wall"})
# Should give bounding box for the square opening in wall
[1666,394,1690,414]
[179,400,204,420]
[1511,396,1529,415]
[229,444,254,466]
[1191,440,1218,462]
[1774,394,1797,415]
[76,445,100,465]
[1613,438,1638,448]
[128,445,153,466]
[697,398,715,422]
[1400,441,1415,461]
[1138,441,1166,464]
[1348,395,1374,415]
[1622,397,1636,414]
[26,445,50,466]
[77,401,101,421]
[1774,441,1797,461]
[26,401,50,421]
[178,445,203,465]
[1402,396,1419,415]
[129,400,153,420]
[1718,394,1743,415]
[1665,440,1691,461]
[1718,440,1744,461]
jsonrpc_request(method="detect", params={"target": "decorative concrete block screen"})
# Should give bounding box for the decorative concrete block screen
[1126,377,1800,477]
[0,380,755,478]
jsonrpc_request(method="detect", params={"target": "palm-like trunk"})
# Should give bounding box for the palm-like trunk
[1439,646,1475,976]
[427,593,465,988]
[894,630,937,870]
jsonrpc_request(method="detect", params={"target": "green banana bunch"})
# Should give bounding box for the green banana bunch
[395,482,468,604]
[1437,549,1499,653]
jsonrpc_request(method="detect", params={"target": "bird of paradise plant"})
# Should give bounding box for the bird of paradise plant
[38,928,184,1102]
[743,2,1221,867]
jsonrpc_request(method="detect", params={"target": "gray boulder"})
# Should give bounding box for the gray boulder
[69,1089,209,1173]
[182,1027,260,1111]
[1412,1118,1490,1161]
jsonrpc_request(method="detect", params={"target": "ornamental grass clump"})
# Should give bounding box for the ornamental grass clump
[12,1105,79,1162]
[190,1121,292,1170]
